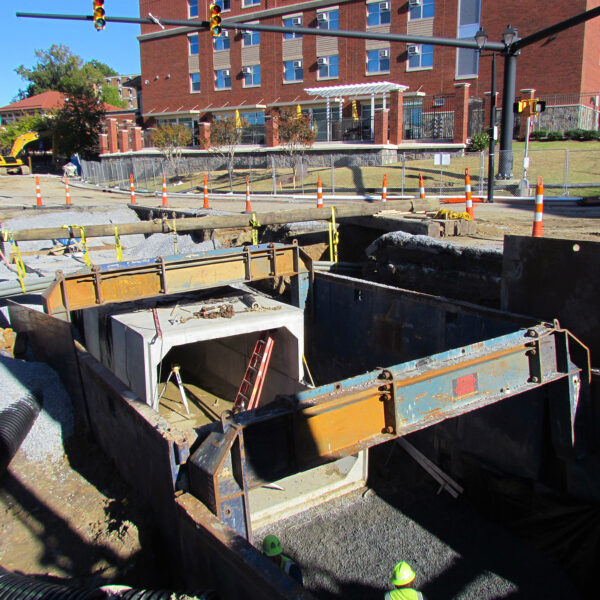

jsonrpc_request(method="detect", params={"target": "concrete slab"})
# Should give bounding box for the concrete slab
[84,289,305,409]
[250,451,368,530]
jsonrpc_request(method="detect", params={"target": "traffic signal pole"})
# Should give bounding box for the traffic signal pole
[497,51,518,180]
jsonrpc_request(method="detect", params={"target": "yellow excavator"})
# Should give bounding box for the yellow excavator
[0,131,39,175]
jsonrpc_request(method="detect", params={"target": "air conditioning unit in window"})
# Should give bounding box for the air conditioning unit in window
[317,13,329,21]
[223,69,230,76]
[242,66,253,74]
[222,30,229,37]
[380,2,390,10]
[379,49,390,58]
[317,57,329,65]
[293,60,303,68]
[407,45,420,55]
[291,17,302,25]
[408,0,422,6]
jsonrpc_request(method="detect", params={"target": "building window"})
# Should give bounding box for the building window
[284,60,303,82]
[318,55,339,79]
[409,0,434,20]
[366,49,390,73]
[244,111,265,125]
[189,34,199,55]
[213,32,230,51]
[215,69,231,89]
[367,2,391,27]
[317,9,339,30]
[242,28,260,46]
[283,16,302,39]
[214,0,230,11]
[242,0,260,7]
[456,0,481,77]
[188,0,198,18]
[407,44,433,69]
[190,72,201,92]
[243,64,261,87]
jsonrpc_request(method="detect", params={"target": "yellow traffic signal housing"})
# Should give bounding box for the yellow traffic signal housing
[513,100,528,113]
[93,0,105,30]
[532,100,546,114]
[209,4,222,37]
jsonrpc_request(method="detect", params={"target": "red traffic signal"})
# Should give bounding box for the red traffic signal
[209,4,222,37]
[93,0,105,30]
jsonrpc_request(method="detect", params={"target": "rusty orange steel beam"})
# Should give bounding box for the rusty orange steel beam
[42,244,309,317]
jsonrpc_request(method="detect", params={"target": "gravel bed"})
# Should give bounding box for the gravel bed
[255,462,575,599]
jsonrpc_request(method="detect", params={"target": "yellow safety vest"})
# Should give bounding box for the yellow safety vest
[384,589,424,600]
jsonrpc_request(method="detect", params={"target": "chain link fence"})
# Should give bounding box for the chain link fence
[80,147,600,199]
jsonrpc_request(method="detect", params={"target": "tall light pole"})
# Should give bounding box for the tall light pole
[498,25,519,180]
[474,27,497,203]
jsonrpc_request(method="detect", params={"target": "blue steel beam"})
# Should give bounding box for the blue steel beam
[231,322,588,485]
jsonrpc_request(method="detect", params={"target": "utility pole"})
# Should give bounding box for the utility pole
[497,26,518,180]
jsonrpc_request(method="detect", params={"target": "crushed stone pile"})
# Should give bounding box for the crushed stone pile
[0,354,73,463]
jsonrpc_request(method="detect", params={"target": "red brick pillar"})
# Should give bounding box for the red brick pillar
[265,109,280,147]
[107,119,118,153]
[99,134,109,155]
[118,128,130,153]
[519,88,536,141]
[388,90,404,145]
[198,122,211,148]
[131,127,144,151]
[453,83,470,144]
[374,109,389,145]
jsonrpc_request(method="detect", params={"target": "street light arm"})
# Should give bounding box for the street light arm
[512,6,600,51]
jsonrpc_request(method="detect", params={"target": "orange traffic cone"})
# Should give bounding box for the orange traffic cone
[130,173,136,205]
[381,174,387,203]
[162,174,168,207]
[317,175,324,208]
[35,176,43,207]
[532,176,544,237]
[465,168,474,219]
[65,176,71,206]
[203,173,209,209]
[244,176,252,213]
[418,173,425,199]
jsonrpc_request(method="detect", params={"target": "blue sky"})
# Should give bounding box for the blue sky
[0,1,141,107]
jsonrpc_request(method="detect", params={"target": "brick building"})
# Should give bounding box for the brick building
[137,0,600,146]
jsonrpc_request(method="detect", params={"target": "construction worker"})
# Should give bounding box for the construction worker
[384,561,425,600]
[262,534,303,585]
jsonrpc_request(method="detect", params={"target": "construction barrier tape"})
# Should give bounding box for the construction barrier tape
[250,213,260,245]
[114,226,124,262]
[329,207,339,263]
[172,218,178,254]
[70,225,91,267]
[9,238,26,293]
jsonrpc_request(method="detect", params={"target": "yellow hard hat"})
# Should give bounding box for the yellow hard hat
[262,534,282,557]
[390,561,416,586]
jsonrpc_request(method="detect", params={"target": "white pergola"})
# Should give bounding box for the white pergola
[304,82,408,140]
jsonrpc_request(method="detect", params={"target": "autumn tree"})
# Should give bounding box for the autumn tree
[277,110,316,181]
[206,115,247,192]
[53,86,105,158]
[149,124,192,177]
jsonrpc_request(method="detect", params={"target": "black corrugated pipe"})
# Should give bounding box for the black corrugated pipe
[0,393,41,476]
[0,568,216,599]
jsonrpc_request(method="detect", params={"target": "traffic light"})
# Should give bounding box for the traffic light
[513,100,528,113]
[532,100,546,114]
[93,0,105,30]
[209,4,222,37]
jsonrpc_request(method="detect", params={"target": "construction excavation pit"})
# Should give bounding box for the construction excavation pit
[1,187,599,600]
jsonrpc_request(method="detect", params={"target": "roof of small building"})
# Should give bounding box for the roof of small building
[0,90,65,112]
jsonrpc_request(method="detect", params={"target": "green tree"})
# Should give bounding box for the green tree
[207,115,247,191]
[0,114,51,155]
[53,87,105,158]
[100,86,127,109]
[149,124,192,177]
[15,45,121,99]
[277,110,316,181]
[15,44,83,97]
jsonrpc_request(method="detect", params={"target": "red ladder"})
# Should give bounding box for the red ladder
[233,333,274,412]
